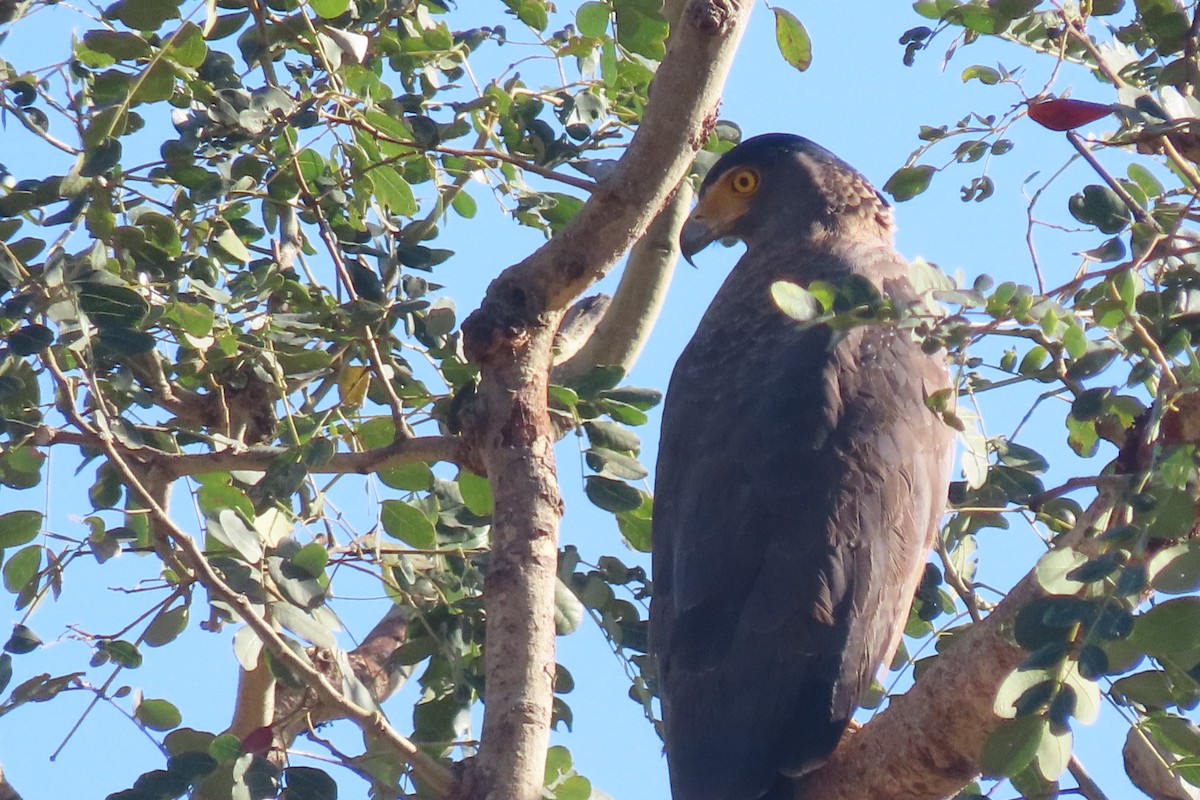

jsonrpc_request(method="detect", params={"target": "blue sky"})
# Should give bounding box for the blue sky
[0,2,1154,798]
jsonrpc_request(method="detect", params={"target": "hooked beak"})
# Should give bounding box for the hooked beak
[679,214,718,267]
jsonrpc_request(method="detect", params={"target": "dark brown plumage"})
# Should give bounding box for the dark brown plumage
[650,133,954,800]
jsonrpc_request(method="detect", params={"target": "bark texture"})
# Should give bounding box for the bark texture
[458,3,752,799]
[794,575,1035,800]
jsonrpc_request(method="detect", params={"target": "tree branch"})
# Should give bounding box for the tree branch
[25,423,462,478]
[553,182,692,383]
[39,351,456,798]
[462,1,751,358]
[0,765,22,800]
[269,605,416,751]
[457,3,752,800]
[793,573,1035,799]
[153,435,463,479]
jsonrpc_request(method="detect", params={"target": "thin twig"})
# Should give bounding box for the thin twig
[1066,131,1154,226]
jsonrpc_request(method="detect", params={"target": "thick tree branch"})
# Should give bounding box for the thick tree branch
[458,4,751,800]
[553,183,692,383]
[463,1,751,360]
[794,571,1036,799]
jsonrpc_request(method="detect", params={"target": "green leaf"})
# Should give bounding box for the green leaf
[197,482,255,521]
[169,301,215,338]
[617,499,652,552]
[290,542,329,579]
[100,638,143,667]
[567,365,625,397]
[378,462,434,492]
[771,280,822,322]
[1149,541,1200,594]
[554,579,584,636]
[166,22,208,67]
[506,0,549,31]
[205,10,250,40]
[206,509,264,564]
[271,601,336,648]
[78,283,150,328]
[209,733,244,763]
[98,327,157,355]
[584,475,642,513]
[144,606,189,647]
[370,165,418,216]
[106,0,182,30]
[81,30,152,61]
[883,165,935,201]
[0,510,42,549]
[614,4,667,59]
[585,447,648,480]
[282,766,337,800]
[1131,597,1200,661]
[1068,184,1132,234]
[576,1,610,37]
[3,546,40,594]
[4,624,41,654]
[599,386,662,410]
[166,751,218,782]
[962,65,1002,84]
[603,399,648,426]
[1144,487,1197,539]
[381,499,436,549]
[7,324,53,356]
[450,189,477,219]
[1035,725,1072,781]
[1112,670,1175,709]
[584,421,641,453]
[980,715,1045,778]
[1062,325,1087,359]
[772,7,812,72]
[309,0,348,17]
[457,470,494,517]
[136,697,182,731]
[215,227,251,263]
[994,667,1052,718]
[957,5,1003,34]
[1034,547,1088,595]
[1127,162,1164,198]
[555,775,592,800]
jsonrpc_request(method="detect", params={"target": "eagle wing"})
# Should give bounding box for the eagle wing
[650,255,952,800]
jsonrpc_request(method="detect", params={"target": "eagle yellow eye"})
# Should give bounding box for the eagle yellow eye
[729,169,759,195]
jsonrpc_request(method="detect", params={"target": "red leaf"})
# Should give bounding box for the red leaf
[242,725,275,755]
[1027,98,1113,131]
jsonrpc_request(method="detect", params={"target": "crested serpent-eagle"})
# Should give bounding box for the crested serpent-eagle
[650,133,954,800]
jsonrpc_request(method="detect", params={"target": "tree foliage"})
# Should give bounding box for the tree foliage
[3,1,1200,800]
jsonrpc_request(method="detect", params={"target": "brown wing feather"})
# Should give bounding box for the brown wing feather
[651,244,952,800]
